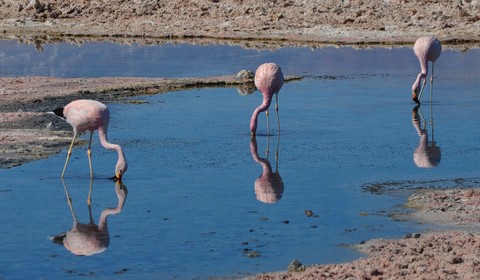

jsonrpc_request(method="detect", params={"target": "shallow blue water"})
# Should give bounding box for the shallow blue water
[0,40,480,279]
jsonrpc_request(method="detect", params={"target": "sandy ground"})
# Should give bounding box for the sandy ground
[0,0,479,45]
[1,1,480,279]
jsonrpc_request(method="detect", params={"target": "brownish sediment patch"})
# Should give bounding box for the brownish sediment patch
[0,0,479,46]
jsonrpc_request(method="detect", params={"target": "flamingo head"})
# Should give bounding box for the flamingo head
[412,77,422,104]
[412,92,420,104]
[412,85,420,104]
[115,161,128,181]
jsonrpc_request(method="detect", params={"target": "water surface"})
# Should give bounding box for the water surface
[0,40,479,279]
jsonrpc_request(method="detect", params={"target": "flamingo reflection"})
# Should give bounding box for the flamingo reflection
[412,104,441,168]
[250,134,284,203]
[51,179,128,256]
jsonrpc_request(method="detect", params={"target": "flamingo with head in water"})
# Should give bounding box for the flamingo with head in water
[250,63,284,138]
[53,99,127,180]
[411,36,442,104]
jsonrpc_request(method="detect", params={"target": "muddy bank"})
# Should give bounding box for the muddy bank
[248,188,480,280]
[0,74,301,168]
[0,0,479,46]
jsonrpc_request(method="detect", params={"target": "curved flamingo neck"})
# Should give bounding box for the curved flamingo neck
[418,55,428,75]
[98,126,126,168]
[412,72,425,92]
[412,52,429,92]
[250,94,273,133]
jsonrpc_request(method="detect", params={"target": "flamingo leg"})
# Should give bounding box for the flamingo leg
[266,109,270,136]
[275,129,280,170]
[87,177,93,206]
[61,131,78,178]
[87,131,94,179]
[275,93,280,134]
[429,62,435,104]
[430,62,435,84]
[266,132,270,159]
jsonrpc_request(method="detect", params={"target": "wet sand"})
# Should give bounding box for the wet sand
[1,1,480,279]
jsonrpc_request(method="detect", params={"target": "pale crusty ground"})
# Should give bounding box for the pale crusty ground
[0,0,479,45]
[1,1,480,279]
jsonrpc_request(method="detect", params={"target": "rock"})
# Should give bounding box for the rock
[288,258,305,272]
[236,70,254,81]
[305,209,314,217]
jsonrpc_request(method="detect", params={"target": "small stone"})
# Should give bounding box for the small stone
[288,259,305,272]
[370,269,383,276]
[451,257,464,264]
[236,70,254,81]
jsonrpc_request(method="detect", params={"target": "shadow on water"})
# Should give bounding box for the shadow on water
[51,179,128,256]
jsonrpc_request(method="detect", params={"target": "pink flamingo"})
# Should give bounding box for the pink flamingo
[250,63,284,138]
[411,36,442,104]
[53,99,127,180]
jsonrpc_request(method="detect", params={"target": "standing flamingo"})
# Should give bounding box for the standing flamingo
[250,63,284,138]
[411,36,442,104]
[52,99,127,180]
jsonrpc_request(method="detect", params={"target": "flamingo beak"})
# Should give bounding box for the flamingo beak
[251,131,256,138]
[412,91,420,104]
[115,171,123,181]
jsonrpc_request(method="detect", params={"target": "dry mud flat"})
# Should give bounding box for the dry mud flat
[0,0,479,44]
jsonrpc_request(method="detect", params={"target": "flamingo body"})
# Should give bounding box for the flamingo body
[53,99,127,179]
[250,63,284,137]
[411,36,442,104]
[63,100,109,134]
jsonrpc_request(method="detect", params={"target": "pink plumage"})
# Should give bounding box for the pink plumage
[63,100,109,134]
[250,63,284,137]
[53,99,127,180]
[411,36,442,104]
